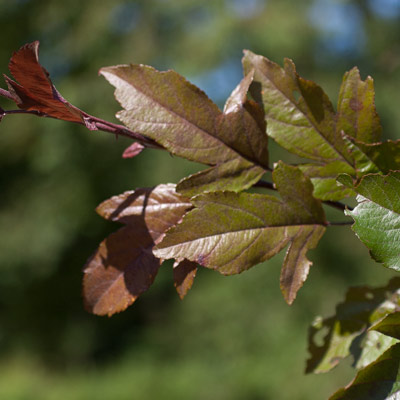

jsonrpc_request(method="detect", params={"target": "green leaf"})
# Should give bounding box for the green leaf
[341,134,380,177]
[355,331,399,370]
[155,162,326,304]
[346,138,400,174]
[101,66,268,195]
[306,277,400,374]
[339,172,400,270]
[83,184,192,316]
[299,161,356,201]
[329,343,400,400]
[337,67,382,143]
[370,312,400,341]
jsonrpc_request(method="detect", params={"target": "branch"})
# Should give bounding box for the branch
[253,179,275,191]
[327,221,353,226]
[324,200,354,212]
[0,108,164,150]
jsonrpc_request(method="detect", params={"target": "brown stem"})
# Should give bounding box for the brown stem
[1,108,164,150]
[327,221,353,226]
[253,179,275,191]
[324,200,353,212]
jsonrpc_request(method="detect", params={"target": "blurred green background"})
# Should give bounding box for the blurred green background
[0,0,400,399]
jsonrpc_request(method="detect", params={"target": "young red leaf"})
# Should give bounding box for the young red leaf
[100,66,269,195]
[83,184,192,316]
[3,41,85,124]
[173,260,198,300]
[1,42,161,150]
[122,142,145,158]
[155,162,326,304]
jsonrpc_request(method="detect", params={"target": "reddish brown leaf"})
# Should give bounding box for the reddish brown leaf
[122,142,145,158]
[173,260,198,299]
[84,184,192,316]
[4,42,85,124]
[83,225,161,316]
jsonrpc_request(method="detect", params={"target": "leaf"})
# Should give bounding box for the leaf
[306,277,400,374]
[0,42,161,151]
[337,67,382,143]
[100,66,269,195]
[154,162,326,304]
[83,225,161,317]
[176,158,264,196]
[299,161,356,201]
[83,184,192,316]
[371,312,400,341]
[242,50,348,164]
[338,172,400,270]
[345,138,400,174]
[355,330,399,370]
[173,260,198,300]
[2,41,85,124]
[122,142,145,158]
[242,51,383,201]
[329,343,400,400]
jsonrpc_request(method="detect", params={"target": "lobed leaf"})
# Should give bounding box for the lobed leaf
[83,184,192,316]
[339,172,400,270]
[329,343,400,400]
[155,162,326,304]
[100,66,269,195]
[243,51,383,201]
[242,50,343,163]
[306,278,400,374]
[337,67,382,144]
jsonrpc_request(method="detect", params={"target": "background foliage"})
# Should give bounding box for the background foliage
[1,0,400,398]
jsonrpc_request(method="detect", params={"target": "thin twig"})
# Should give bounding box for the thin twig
[3,109,47,117]
[253,179,275,191]
[324,200,354,212]
[1,108,164,150]
[327,221,353,226]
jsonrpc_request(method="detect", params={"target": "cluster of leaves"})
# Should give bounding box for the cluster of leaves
[2,42,400,398]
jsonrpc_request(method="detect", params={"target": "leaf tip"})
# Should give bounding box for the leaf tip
[336,173,354,188]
